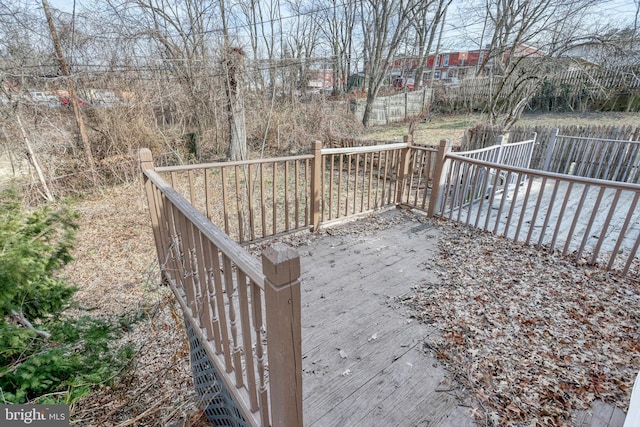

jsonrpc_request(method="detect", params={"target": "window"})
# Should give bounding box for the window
[444,54,450,67]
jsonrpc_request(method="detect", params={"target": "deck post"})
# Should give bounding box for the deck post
[543,128,559,171]
[311,141,322,231]
[262,243,303,427]
[494,134,505,164]
[396,135,413,204]
[139,149,166,278]
[427,139,452,217]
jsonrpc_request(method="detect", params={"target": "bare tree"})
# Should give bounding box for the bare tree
[222,46,248,160]
[360,0,424,127]
[409,0,449,89]
[314,0,358,94]
[468,0,605,126]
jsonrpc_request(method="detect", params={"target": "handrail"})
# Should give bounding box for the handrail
[143,168,266,287]
[321,142,408,155]
[156,154,314,172]
[456,138,535,157]
[446,153,640,192]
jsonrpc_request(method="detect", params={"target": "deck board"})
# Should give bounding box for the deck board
[299,212,472,426]
[297,209,630,426]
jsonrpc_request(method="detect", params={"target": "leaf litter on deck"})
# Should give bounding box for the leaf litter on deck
[403,220,639,426]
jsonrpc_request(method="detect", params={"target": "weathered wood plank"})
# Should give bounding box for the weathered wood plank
[298,213,474,426]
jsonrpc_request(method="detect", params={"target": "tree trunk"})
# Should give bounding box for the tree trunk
[224,47,248,161]
[42,0,96,182]
[362,91,376,127]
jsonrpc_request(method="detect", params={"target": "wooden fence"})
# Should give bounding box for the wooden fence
[440,66,640,112]
[544,130,640,184]
[138,131,638,426]
[462,123,640,171]
[350,88,433,125]
[155,156,314,244]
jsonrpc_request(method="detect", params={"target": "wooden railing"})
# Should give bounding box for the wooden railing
[140,149,302,427]
[544,129,640,184]
[457,134,536,169]
[154,141,439,243]
[155,156,313,243]
[314,140,438,223]
[430,141,640,275]
[139,134,637,426]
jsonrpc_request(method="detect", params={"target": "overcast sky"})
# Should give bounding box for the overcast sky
[47,0,640,52]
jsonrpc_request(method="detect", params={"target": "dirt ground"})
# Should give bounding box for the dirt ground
[61,183,208,427]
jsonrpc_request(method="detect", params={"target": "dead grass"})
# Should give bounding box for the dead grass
[60,183,207,427]
[362,111,640,146]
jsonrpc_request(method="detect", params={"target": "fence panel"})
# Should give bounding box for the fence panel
[545,134,640,183]
[397,146,439,211]
[318,143,407,223]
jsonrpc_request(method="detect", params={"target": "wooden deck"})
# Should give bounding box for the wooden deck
[299,210,474,426]
[296,209,630,427]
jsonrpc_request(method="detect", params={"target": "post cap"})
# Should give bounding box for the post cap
[262,243,301,287]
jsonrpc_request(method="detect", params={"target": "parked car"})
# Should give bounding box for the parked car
[59,95,88,106]
[392,77,415,90]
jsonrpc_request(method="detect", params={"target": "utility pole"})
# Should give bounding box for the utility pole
[42,0,96,182]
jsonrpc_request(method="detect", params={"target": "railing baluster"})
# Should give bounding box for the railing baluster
[503,173,523,238]
[623,226,640,275]
[483,166,501,232]
[537,179,560,248]
[272,162,277,235]
[549,182,574,252]
[222,254,244,388]
[208,240,232,371]
[221,167,230,236]
[381,151,389,207]
[608,192,639,270]
[260,164,267,238]
[236,270,258,411]
[251,280,270,426]
[235,165,244,243]
[367,152,374,210]
[353,154,359,215]
[285,161,290,231]
[329,154,335,219]
[590,189,622,264]
[576,187,606,260]
[248,164,255,241]
[493,171,511,235]
[474,166,491,229]
[201,238,222,354]
[295,160,300,229]
[562,184,591,256]
[337,153,344,218]
[188,169,196,208]
[525,177,547,245]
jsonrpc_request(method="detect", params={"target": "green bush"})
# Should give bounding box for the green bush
[0,187,135,404]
